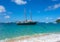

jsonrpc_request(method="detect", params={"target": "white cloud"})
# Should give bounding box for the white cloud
[57,17,60,19]
[53,4,60,9]
[12,0,27,5]
[45,3,60,11]
[0,5,6,13]
[5,15,10,19]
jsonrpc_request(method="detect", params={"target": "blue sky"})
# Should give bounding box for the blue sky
[0,0,60,22]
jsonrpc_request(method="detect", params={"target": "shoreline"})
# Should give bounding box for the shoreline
[0,33,60,42]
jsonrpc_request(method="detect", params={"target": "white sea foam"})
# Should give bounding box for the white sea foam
[0,38,9,42]
[0,33,60,42]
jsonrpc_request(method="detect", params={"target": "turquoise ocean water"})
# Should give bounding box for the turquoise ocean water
[0,23,60,40]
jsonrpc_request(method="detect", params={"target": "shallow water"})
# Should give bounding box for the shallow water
[0,23,60,39]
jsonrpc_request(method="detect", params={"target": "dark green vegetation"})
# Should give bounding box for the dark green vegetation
[56,19,60,23]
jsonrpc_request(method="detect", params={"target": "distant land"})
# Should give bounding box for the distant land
[56,19,60,23]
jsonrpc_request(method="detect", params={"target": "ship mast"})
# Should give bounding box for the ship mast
[24,8,27,22]
[30,10,32,21]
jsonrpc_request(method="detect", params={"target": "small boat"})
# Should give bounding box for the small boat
[17,8,37,25]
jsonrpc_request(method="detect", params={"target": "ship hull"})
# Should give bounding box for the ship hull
[17,22,37,25]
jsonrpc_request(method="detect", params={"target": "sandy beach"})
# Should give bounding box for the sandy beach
[0,33,60,42]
